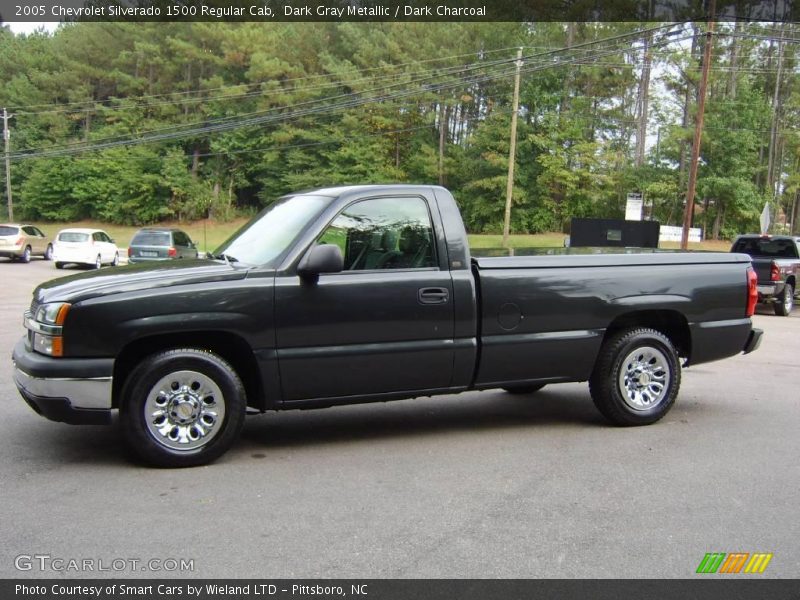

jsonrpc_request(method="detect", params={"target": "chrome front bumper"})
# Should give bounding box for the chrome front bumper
[13,365,112,410]
[12,337,113,425]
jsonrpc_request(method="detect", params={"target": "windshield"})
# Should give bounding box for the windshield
[58,232,90,243]
[213,194,331,266]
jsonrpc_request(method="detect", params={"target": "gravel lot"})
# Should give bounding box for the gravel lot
[1,258,798,578]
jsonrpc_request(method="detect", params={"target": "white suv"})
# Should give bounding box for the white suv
[53,228,119,269]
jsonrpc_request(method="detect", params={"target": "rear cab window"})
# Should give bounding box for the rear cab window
[733,238,799,259]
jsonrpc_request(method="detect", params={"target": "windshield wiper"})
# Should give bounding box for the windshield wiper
[211,252,239,266]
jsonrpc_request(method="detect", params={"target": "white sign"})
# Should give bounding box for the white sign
[625,192,643,221]
[659,225,702,243]
[759,202,770,235]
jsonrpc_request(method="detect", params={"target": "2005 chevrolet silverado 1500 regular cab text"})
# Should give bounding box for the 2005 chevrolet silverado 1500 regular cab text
[12,185,763,467]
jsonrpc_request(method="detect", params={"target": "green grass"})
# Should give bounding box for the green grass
[29,218,251,253]
[466,233,568,248]
[467,233,731,252]
[28,219,734,254]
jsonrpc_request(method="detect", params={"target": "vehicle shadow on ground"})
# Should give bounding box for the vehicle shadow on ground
[239,388,606,451]
[6,419,129,470]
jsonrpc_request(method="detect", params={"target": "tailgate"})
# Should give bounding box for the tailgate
[750,258,773,284]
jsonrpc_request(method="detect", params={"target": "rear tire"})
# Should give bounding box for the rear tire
[112,252,119,267]
[503,384,546,395]
[94,254,102,269]
[774,283,794,316]
[21,246,31,263]
[589,328,681,426]
[55,262,64,269]
[120,349,247,468]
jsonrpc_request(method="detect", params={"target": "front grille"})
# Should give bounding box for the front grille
[29,298,39,318]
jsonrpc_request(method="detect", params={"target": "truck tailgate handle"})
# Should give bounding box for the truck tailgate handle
[418,287,449,304]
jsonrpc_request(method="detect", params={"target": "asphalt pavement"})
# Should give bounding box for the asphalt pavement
[1,258,798,578]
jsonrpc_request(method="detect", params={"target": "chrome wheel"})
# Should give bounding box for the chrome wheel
[112,252,119,267]
[784,286,794,313]
[617,346,671,411]
[94,254,102,269]
[144,370,226,452]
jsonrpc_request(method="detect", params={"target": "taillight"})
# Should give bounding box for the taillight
[770,262,781,281]
[746,267,758,317]
[15,237,23,246]
[168,247,177,258]
[127,247,132,257]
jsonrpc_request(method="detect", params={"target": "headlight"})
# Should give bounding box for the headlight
[35,302,70,326]
[26,302,71,357]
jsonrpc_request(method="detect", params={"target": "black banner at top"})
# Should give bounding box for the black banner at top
[0,0,797,23]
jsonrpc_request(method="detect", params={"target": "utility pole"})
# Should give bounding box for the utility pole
[681,0,715,250]
[438,102,446,186]
[502,47,523,248]
[2,108,13,222]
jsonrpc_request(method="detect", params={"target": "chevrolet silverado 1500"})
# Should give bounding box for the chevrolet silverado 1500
[731,234,799,316]
[13,185,763,466]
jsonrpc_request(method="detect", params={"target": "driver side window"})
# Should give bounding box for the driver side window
[317,197,436,271]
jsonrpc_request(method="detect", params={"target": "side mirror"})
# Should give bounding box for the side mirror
[297,244,344,279]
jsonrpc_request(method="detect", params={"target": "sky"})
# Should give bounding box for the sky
[6,22,60,35]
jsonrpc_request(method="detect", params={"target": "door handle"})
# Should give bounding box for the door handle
[418,287,449,305]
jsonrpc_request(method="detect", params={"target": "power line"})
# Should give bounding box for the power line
[15,51,524,117]
[9,45,526,113]
[6,27,689,161]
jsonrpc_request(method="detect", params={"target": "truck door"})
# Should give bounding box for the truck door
[274,196,455,401]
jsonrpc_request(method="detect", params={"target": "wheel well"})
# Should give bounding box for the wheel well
[603,310,691,359]
[112,332,264,410]
[787,275,796,289]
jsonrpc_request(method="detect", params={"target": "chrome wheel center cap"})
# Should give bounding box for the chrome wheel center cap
[638,372,651,386]
[171,397,198,423]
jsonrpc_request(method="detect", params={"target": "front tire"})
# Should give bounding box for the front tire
[94,254,102,269]
[44,244,53,260]
[774,283,794,316]
[111,252,119,267]
[55,261,65,269]
[120,349,247,467]
[589,328,681,426]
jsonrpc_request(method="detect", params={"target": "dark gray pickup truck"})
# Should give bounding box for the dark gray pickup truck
[13,185,763,467]
[731,234,799,316]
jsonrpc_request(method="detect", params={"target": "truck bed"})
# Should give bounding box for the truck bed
[471,250,753,388]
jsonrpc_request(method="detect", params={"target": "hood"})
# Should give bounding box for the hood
[34,259,252,305]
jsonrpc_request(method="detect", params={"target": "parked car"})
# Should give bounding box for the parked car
[127,227,198,263]
[13,185,762,467]
[0,224,53,263]
[730,234,799,316]
[53,228,119,270]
